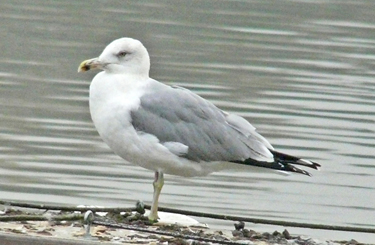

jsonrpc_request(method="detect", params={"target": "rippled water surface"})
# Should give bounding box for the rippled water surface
[1,0,375,242]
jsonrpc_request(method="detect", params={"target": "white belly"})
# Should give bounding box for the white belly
[89,73,227,177]
[91,105,224,177]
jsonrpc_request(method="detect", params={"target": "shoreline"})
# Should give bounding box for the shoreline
[0,207,368,245]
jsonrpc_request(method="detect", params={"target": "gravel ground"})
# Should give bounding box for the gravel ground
[0,208,367,245]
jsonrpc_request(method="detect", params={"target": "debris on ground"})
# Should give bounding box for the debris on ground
[0,207,367,245]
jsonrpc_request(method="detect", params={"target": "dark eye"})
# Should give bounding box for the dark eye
[117,51,127,57]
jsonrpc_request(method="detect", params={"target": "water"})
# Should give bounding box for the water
[1,0,375,243]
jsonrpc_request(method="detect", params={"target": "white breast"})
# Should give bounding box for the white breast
[89,73,190,174]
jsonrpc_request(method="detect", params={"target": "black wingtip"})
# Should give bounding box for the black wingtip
[231,150,320,177]
[231,159,314,176]
[270,150,321,171]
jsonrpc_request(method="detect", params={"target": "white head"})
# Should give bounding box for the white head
[78,37,150,77]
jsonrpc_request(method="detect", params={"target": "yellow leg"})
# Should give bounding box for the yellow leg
[148,171,164,221]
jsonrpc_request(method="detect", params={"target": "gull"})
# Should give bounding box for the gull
[78,37,320,221]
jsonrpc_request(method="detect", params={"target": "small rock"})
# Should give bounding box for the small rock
[348,239,359,245]
[272,230,282,237]
[232,230,243,237]
[283,229,292,239]
[242,229,251,237]
[135,200,145,215]
[262,232,272,239]
[234,221,245,231]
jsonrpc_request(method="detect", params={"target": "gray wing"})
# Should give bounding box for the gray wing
[130,82,273,163]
